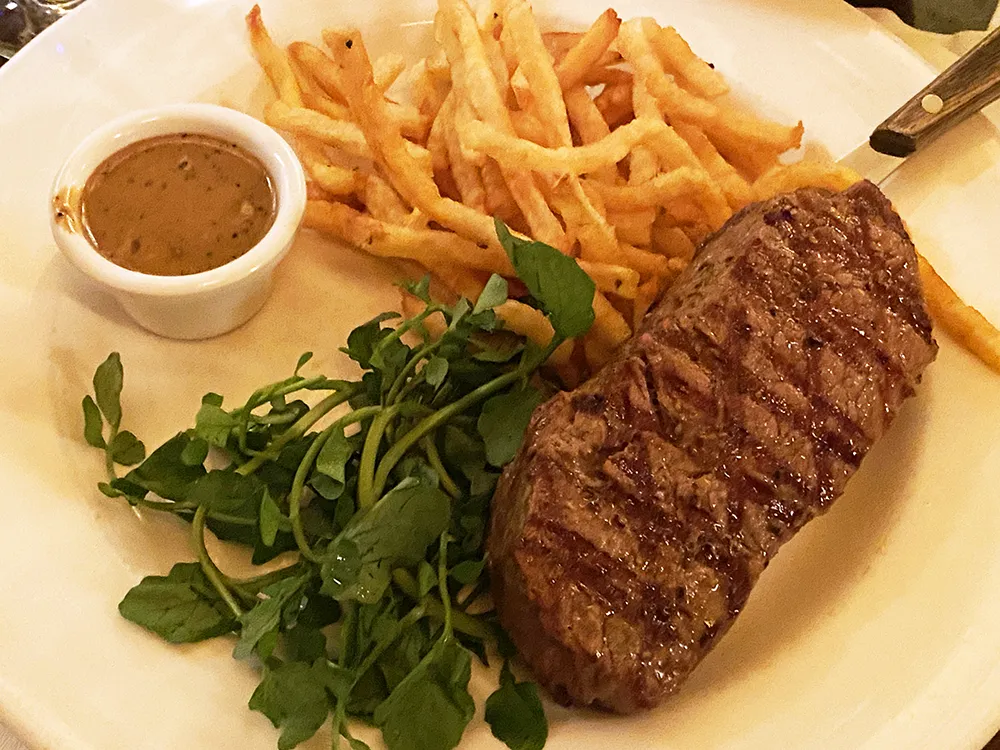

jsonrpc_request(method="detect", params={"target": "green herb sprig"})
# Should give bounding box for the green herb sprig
[83,222,593,750]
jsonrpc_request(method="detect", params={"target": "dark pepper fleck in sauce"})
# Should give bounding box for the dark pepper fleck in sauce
[81,133,276,276]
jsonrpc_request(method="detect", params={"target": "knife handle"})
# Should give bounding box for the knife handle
[871,25,1000,157]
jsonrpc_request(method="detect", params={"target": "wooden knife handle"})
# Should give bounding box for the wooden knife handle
[871,25,1000,157]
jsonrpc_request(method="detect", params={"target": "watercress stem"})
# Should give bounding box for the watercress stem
[437,533,452,638]
[420,434,460,499]
[288,406,382,562]
[237,387,359,476]
[370,338,560,500]
[392,569,491,641]
[386,338,444,406]
[191,505,243,619]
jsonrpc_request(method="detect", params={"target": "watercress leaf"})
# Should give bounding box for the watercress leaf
[449,559,485,586]
[400,275,432,303]
[82,395,105,449]
[234,576,305,660]
[93,352,124,431]
[320,540,392,604]
[442,426,486,482]
[472,339,524,363]
[343,481,451,567]
[122,433,207,501]
[474,274,509,314]
[494,219,595,340]
[484,663,548,750]
[194,402,237,448]
[378,624,433,693]
[197,392,222,408]
[374,637,475,750]
[344,312,400,368]
[316,430,355,485]
[284,625,328,664]
[259,489,292,547]
[118,562,237,643]
[109,430,146,466]
[179,436,210,466]
[187,470,265,515]
[370,337,411,391]
[249,660,331,750]
[417,560,438,598]
[346,736,372,750]
[424,357,449,388]
[295,352,313,375]
[477,385,543,467]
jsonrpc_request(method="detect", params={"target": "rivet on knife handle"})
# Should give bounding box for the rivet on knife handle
[870,25,1000,157]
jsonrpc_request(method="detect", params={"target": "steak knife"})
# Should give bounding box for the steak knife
[840,24,1000,184]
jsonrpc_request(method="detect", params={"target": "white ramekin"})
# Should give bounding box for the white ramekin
[50,103,306,340]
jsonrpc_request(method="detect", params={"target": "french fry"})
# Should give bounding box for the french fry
[563,86,618,183]
[443,99,487,211]
[496,300,574,366]
[590,289,632,350]
[673,121,752,210]
[401,291,449,339]
[586,168,730,228]
[438,0,565,248]
[305,200,514,275]
[296,139,364,196]
[264,100,372,159]
[503,0,574,149]
[427,96,450,173]
[433,264,489,301]
[373,53,406,93]
[246,6,303,107]
[555,8,621,91]
[628,79,660,186]
[509,66,535,114]
[651,219,696,261]
[633,276,661,329]
[480,159,523,227]
[323,27,502,249]
[608,209,655,247]
[918,255,1000,374]
[289,42,432,141]
[650,25,728,99]
[462,116,684,176]
[752,160,861,201]
[593,80,634,130]
[577,260,640,299]
[510,110,549,146]
[616,18,715,123]
[364,173,411,224]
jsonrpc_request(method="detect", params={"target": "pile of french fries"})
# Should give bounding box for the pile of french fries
[247,1,1000,379]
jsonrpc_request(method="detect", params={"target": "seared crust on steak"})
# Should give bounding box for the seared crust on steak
[487,181,937,713]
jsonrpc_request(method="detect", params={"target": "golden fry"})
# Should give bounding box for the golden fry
[555,9,621,91]
[650,25,728,98]
[593,80,634,130]
[364,174,411,224]
[651,219,696,261]
[305,200,514,275]
[752,160,861,201]
[496,300,575,366]
[295,140,364,196]
[633,276,661,329]
[323,27,501,249]
[373,53,406,93]
[577,260,641,299]
[246,6,303,107]
[563,86,618,184]
[918,255,1000,374]
[673,121,752,209]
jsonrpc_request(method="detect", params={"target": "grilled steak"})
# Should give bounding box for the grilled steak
[487,180,937,713]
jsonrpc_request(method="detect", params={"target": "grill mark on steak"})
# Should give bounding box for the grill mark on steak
[488,181,938,714]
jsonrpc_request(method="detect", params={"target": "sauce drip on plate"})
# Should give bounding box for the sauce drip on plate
[81,133,276,276]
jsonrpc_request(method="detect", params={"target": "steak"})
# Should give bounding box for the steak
[487,180,937,713]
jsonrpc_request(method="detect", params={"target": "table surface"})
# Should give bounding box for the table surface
[1,2,999,749]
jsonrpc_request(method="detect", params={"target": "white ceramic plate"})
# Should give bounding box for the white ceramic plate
[2,1,1000,749]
